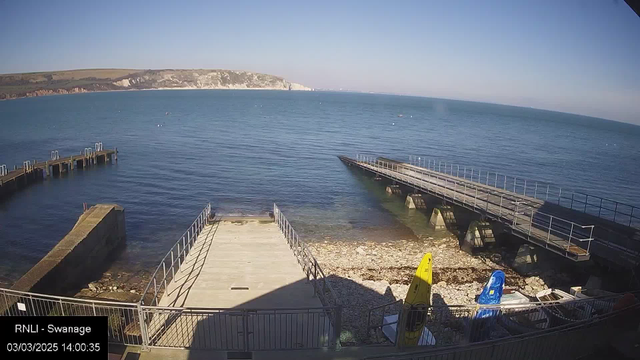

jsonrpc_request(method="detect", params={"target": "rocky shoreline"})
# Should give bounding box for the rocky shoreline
[308,235,578,345]
[74,270,152,303]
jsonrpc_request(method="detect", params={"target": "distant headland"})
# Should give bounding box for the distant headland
[0,69,312,100]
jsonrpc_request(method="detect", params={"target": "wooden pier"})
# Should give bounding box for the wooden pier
[340,155,640,268]
[0,144,117,200]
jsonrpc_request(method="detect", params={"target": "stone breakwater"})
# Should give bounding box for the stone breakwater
[308,236,577,345]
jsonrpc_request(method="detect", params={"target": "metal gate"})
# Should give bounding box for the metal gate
[142,306,340,350]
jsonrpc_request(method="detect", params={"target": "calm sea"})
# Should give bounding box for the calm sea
[1,90,639,286]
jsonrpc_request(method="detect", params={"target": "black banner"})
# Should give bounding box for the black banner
[0,316,107,359]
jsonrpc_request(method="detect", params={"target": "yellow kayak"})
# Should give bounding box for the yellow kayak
[402,252,432,347]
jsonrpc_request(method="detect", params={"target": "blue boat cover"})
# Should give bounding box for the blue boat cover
[475,270,505,319]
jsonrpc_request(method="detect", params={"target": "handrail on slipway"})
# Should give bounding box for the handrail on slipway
[140,203,212,306]
[273,203,341,308]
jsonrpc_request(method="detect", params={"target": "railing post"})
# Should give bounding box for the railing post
[171,250,175,279]
[332,305,342,350]
[534,183,538,199]
[177,242,181,268]
[546,185,550,200]
[137,303,150,350]
[153,278,157,306]
[242,309,250,352]
[513,177,517,193]
[162,262,167,290]
[528,210,534,237]
[513,202,519,226]
[613,202,619,222]
[570,193,574,209]
[568,223,575,252]
[584,195,588,212]
[587,226,594,253]
[524,179,527,196]
[474,187,478,208]
[558,188,562,205]
[396,304,408,350]
[547,216,552,245]
[598,198,603,217]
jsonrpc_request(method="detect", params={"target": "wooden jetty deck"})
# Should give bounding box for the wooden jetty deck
[0,146,116,199]
[340,155,640,267]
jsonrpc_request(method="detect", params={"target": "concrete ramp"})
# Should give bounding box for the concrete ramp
[159,218,321,309]
[149,217,332,350]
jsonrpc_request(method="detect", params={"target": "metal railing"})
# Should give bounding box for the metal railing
[141,203,212,306]
[1,204,346,352]
[0,283,632,354]
[366,293,627,350]
[142,305,339,350]
[273,203,340,309]
[0,287,145,346]
[364,297,640,360]
[408,155,640,229]
[273,203,342,350]
[355,155,595,260]
[0,286,340,351]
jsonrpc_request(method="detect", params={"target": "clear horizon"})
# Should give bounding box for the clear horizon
[1,0,639,124]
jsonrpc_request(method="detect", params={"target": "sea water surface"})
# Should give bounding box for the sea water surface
[0,90,639,286]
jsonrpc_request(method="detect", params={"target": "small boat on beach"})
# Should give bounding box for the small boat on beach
[497,291,550,335]
[536,289,593,325]
[468,270,505,342]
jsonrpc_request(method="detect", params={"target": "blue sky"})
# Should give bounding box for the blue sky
[1,0,639,123]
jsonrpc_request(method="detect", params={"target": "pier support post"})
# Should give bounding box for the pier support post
[70,157,74,170]
[461,220,495,254]
[405,194,426,209]
[512,244,538,275]
[115,148,118,163]
[386,185,402,195]
[429,205,456,230]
